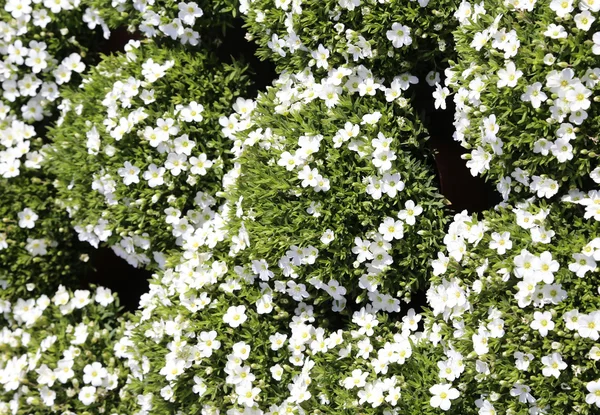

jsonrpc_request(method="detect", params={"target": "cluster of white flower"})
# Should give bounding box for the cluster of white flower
[423,195,600,413]
[223,66,440,312]
[0,285,124,413]
[445,0,600,200]
[0,0,110,180]
[106,0,204,45]
[241,0,454,80]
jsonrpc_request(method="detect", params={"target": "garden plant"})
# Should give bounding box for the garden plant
[1,0,600,414]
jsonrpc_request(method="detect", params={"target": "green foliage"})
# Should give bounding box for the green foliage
[0,167,91,300]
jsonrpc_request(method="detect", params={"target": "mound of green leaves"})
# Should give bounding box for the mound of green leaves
[225,68,447,312]
[0,162,92,299]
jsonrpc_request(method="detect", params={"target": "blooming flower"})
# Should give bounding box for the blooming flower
[386,23,412,48]
[223,305,248,328]
[429,383,460,411]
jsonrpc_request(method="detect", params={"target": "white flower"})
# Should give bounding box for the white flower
[72,290,91,309]
[164,153,188,176]
[256,294,274,314]
[466,146,491,176]
[575,11,595,31]
[193,376,207,396]
[83,362,108,386]
[529,175,559,198]
[568,253,596,278]
[223,305,247,328]
[530,311,555,337]
[189,154,213,176]
[78,386,97,406]
[18,208,38,228]
[433,83,450,109]
[510,382,536,404]
[429,383,460,411]
[541,352,567,378]
[386,23,412,48]
[143,164,166,187]
[270,364,284,380]
[269,333,287,351]
[544,24,567,39]
[578,312,600,340]
[311,44,329,69]
[343,369,368,389]
[361,112,382,125]
[95,287,114,306]
[520,82,547,108]
[432,252,450,276]
[549,0,574,17]
[178,2,203,25]
[26,238,47,256]
[497,61,522,88]
[514,351,534,371]
[320,229,335,245]
[477,399,496,415]
[160,18,184,39]
[397,200,423,225]
[593,32,600,55]
[378,217,404,241]
[382,172,405,198]
[489,232,512,254]
[372,149,396,172]
[180,101,204,122]
[117,161,140,185]
[236,384,261,407]
[40,386,56,406]
[586,380,600,407]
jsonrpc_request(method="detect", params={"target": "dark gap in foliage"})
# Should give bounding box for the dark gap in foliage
[84,247,151,311]
[411,80,501,214]
[97,27,140,57]
[216,17,277,96]
[386,288,428,329]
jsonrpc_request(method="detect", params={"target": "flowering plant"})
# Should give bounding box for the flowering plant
[422,193,600,414]
[449,0,600,201]
[0,175,91,299]
[48,40,251,268]
[0,285,131,414]
[241,0,457,79]
[87,0,238,47]
[225,67,447,311]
